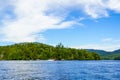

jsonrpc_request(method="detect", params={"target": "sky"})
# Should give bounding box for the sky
[0,0,120,51]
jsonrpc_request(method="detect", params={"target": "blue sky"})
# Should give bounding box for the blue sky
[0,0,120,51]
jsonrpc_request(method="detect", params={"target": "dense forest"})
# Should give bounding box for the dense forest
[0,42,101,60]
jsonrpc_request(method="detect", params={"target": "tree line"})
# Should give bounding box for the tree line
[0,42,101,60]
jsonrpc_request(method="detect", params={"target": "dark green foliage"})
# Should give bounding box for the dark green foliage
[114,56,120,60]
[87,49,120,60]
[0,42,101,60]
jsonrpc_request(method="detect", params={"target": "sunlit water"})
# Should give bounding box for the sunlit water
[0,60,120,80]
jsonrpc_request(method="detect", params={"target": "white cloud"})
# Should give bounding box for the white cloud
[102,38,113,42]
[0,0,77,42]
[0,0,120,43]
[102,38,120,43]
[79,0,109,18]
[106,0,120,13]
[73,37,120,51]
[73,44,120,51]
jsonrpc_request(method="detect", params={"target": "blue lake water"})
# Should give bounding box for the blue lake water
[0,60,120,80]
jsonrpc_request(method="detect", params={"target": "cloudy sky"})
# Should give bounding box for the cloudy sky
[0,0,120,51]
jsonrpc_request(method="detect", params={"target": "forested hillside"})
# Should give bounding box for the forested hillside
[87,49,120,60]
[0,42,101,60]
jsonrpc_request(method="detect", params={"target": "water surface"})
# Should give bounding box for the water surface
[0,60,120,80]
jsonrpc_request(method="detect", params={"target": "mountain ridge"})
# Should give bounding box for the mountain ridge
[87,49,120,60]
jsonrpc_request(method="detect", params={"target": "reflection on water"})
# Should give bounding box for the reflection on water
[0,60,120,80]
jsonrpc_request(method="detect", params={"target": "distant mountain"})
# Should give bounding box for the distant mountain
[87,49,120,60]
[86,49,108,55]
[112,49,120,54]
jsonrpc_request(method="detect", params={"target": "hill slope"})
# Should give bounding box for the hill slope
[0,42,101,60]
[87,49,120,60]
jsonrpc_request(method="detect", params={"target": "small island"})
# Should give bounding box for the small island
[0,42,101,60]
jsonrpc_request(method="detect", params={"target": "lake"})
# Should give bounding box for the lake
[0,60,120,80]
